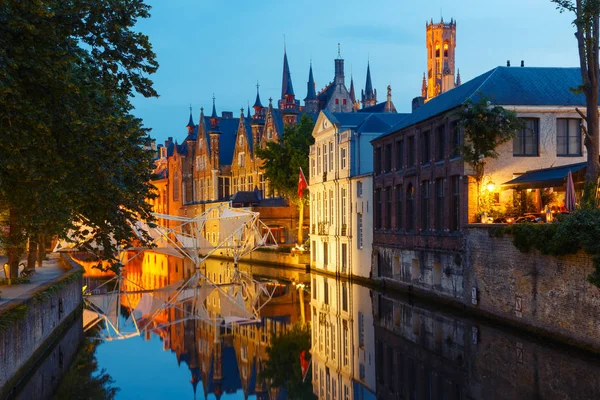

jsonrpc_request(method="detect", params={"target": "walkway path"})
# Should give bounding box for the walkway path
[0,253,69,312]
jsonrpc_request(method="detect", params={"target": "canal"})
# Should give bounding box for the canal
[51,253,600,399]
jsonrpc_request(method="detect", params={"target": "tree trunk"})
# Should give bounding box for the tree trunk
[7,208,21,278]
[37,234,46,267]
[585,88,600,183]
[27,235,37,270]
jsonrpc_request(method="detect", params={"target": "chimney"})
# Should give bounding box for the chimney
[521,60,525,67]
[507,60,511,67]
[412,96,425,112]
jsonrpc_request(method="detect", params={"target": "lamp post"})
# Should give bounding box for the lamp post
[3,263,10,285]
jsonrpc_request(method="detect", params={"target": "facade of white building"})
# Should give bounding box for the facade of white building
[309,111,408,278]
[310,273,377,399]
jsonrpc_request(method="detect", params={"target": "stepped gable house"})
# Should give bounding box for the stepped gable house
[154,47,391,245]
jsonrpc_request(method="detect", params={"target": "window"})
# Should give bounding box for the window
[436,125,446,161]
[435,43,440,58]
[247,175,253,190]
[341,187,347,229]
[342,283,348,311]
[324,190,328,223]
[514,118,539,156]
[335,98,339,104]
[375,189,382,229]
[444,42,449,57]
[173,172,180,201]
[323,143,328,172]
[357,213,363,248]
[384,143,392,172]
[395,185,403,230]
[451,176,460,231]
[408,136,416,166]
[421,130,431,164]
[557,118,582,156]
[329,142,334,171]
[312,243,316,263]
[450,121,461,158]
[396,139,404,170]
[422,181,430,231]
[239,134,244,146]
[358,312,365,347]
[329,189,334,223]
[323,243,328,268]
[324,277,329,304]
[238,152,245,167]
[317,146,322,174]
[356,181,363,197]
[435,178,444,231]
[406,184,415,232]
[343,98,347,105]
[341,147,347,169]
[342,320,349,367]
[311,157,316,177]
[374,147,382,174]
[341,243,347,273]
[385,187,392,229]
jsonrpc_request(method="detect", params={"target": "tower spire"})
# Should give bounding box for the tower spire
[281,47,294,98]
[361,62,377,108]
[349,74,357,107]
[186,104,194,128]
[253,81,263,108]
[306,62,316,100]
[421,73,427,98]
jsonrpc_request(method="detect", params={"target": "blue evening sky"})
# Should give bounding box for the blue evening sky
[132,0,578,145]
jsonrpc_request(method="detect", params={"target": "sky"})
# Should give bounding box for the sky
[131,0,579,146]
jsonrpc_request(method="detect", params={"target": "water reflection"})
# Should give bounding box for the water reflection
[73,252,600,400]
[373,293,600,400]
[85,253,311,399]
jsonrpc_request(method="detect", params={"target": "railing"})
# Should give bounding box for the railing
[318,222,328,235]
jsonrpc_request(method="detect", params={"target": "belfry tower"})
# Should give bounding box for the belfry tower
[424,17,457,101]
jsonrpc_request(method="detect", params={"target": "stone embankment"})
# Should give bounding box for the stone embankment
[0,253,83,398]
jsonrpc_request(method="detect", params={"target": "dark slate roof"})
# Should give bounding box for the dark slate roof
[377,66,590,141]
[359,101,392,113]
[326,111,370,128]
[202,116,238,165]
[166,140,175,157]
[270,108,286,136]
[364,62,374,96]
[317,82,335,105]
[243,117,253,153]
[305,64,317,100]
[253,88,263,108]
[356,113,409,134]
[184,125,198,142]
[281,51,294,97]
[502,162,586,189]
[187,111,195,128]
[177,140,188,156]
[231,191,260,204]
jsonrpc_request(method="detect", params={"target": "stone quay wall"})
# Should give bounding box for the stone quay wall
[374,225,600,351]
[463,225,600,351]
[0,255,83,397]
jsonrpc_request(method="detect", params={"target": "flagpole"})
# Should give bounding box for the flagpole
[297,168,307,246]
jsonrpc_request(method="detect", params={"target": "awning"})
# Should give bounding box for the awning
[502,162,586,190]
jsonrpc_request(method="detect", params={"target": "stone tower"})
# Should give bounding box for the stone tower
[424,17,456,101]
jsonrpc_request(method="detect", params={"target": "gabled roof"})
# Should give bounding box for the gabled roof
[359,101,394,113]
[202,116,238,165]
[377,66,592,141]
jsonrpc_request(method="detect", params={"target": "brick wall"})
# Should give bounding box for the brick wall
[464,225,600,350]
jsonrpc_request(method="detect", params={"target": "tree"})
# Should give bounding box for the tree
[552,0,600,183]
[453,95,523,212]
[0,0,158,276]
[259,323,316,399]
[255,114,315,244]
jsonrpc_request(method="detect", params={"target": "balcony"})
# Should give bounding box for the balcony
[318,222,328,236]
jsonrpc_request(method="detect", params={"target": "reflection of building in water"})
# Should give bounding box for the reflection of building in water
[311,274,376,399]
[121,252,310,398]
[373,293,600,399]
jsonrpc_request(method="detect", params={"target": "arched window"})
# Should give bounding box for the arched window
[173,172,180,201]
[435,43,440,58]
[444,43,449,57]
[406,184,415,232]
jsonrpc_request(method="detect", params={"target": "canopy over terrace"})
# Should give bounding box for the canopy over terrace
[502,162,586,190]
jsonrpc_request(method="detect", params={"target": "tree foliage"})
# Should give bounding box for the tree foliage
[255,115,315,204]
[0,0,158,275]
[552,0,600,183]
[53,336,119,400]
[259,323,316,399]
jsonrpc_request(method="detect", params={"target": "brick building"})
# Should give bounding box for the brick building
[371,66,591,296]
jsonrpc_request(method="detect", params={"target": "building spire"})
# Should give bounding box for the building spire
[361,62,376,108]
[422,73,427,98]
[186,104,194,128]
[306,62,316,100]
[281,47,294,97]
[337,42,341,59]
[349,74,356,105]
[253,81,263,108]
[365,62,373,96]
[247,102,251,119]
[456,68,462,86]
[211,94,217,119]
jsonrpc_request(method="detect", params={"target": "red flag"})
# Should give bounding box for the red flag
[297,168,308,198]
[300,350,310,378]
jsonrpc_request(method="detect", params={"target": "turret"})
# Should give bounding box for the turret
[186,106,195,134]
[425,17,457,101]
[361,62,377,108]
[304,62,319,113]
[278,47,299,125]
